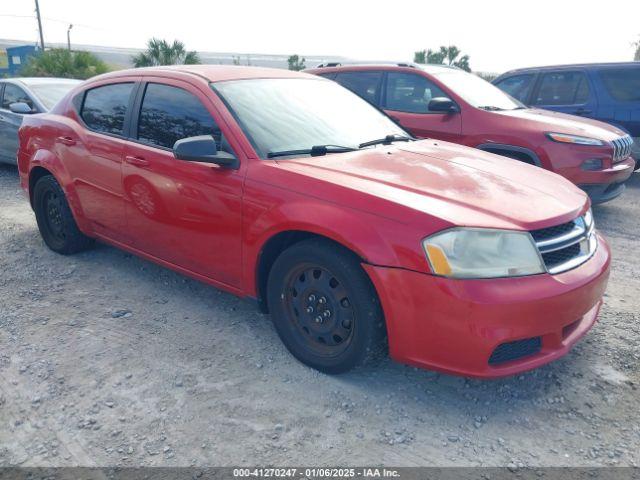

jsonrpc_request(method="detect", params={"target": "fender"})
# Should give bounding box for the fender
[475,142,542,167]
[28,148,94,236]
[242,196,426,297]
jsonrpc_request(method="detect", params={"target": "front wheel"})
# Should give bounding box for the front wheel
[33,175,94,254]
[267,239,386,374]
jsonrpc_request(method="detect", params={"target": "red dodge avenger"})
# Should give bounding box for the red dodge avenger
[17,66,610,377]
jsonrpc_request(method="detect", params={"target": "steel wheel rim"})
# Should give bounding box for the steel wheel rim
[283,263,355,357]
[43,190,66,242]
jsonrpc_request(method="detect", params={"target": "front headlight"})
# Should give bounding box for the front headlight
[422,228,545,279]
[546,132,604,146]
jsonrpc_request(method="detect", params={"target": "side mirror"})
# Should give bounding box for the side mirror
[428,97,460,114]
[173,135,238,169]
[9,102,34,114]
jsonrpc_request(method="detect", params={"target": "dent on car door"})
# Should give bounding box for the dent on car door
[67,81,137,240]
[382,71,462,141]
[0,83,34,164]
[530,70,597,117]
[122,80,244,287]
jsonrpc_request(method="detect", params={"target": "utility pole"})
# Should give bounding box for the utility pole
[34,0,45,51]
[67,24,73,51]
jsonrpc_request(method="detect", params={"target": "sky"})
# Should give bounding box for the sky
[1,0,639,73]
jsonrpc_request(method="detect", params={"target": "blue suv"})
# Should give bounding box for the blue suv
[494,62,640,168]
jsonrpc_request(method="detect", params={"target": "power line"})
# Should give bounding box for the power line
[34,0,45,49]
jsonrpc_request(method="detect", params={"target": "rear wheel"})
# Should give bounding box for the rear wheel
[267,239,386,374]
[33,175,94,254]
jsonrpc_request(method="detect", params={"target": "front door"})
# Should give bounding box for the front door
[122,80,243,287]
[382,71,462,142]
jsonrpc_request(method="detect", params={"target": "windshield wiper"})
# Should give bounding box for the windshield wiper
[478,105,505,111]
[267,144,357,159]
[358,134,413,149]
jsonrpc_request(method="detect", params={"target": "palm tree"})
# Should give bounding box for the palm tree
[132,38,200,67]
[414,45,471,72]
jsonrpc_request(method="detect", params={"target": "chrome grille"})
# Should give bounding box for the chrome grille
[611,135,633,163]
[530,211,597,274]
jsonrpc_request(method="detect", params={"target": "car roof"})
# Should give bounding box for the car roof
[500,62,640,76]
[91,65,317,83]
[306,62,460,74]
[2,77,82,87]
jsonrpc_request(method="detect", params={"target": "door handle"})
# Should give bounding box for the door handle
[125,155,150,167]
[56,136,76,146]
[575,108,592,115]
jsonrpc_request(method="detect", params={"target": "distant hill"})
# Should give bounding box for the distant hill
[0,38,347,70]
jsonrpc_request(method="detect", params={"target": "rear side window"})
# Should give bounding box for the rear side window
[533,71,589,105]
[2,84,33,110]
[495,74,534,103]
[598,68,640,102]
[385,72,449,113]
[137,83,221,149]
[334,71,382,104]
[81,83,134,135]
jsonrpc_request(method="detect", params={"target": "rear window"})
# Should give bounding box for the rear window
[81,83,134,136]
[599,68,640,102]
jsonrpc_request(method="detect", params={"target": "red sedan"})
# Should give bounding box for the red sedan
[17,66,610,377]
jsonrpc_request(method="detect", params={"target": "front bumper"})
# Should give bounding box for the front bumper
[579,182,626,204]
[572,157,635,203]
[363,233,610,378]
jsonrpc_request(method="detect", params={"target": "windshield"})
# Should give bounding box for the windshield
[428,68,524,111]
[29,82,80,110]
[213,78,407,159]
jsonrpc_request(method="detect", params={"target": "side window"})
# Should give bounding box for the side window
[532,71,590,106]
[137,83,221,150]
[385,72,450,113]
[598,68,640,102]
[2,84,34,110]
[81,83,134,135]
[495,74,534,103]
[334,71,382,104]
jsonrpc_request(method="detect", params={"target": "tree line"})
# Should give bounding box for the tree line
[13,36,640,79]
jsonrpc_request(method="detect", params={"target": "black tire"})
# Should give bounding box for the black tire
[33,175,94,254]
[266,238,386,374]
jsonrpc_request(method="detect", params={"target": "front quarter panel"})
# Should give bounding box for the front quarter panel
[241,162,440,296]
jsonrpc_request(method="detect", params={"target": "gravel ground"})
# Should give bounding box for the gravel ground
[0,163,639,468]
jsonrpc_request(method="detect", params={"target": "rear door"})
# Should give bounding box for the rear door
[65,80,138,240]
[0,83,37,164]
[381,71,462,141]
[530,70,597,117]
[122,78,244,287]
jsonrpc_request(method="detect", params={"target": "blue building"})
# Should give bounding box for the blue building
[0,45,38,76]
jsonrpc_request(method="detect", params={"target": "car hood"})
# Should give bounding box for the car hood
[280,140,588,231]
[495,108,627,141]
